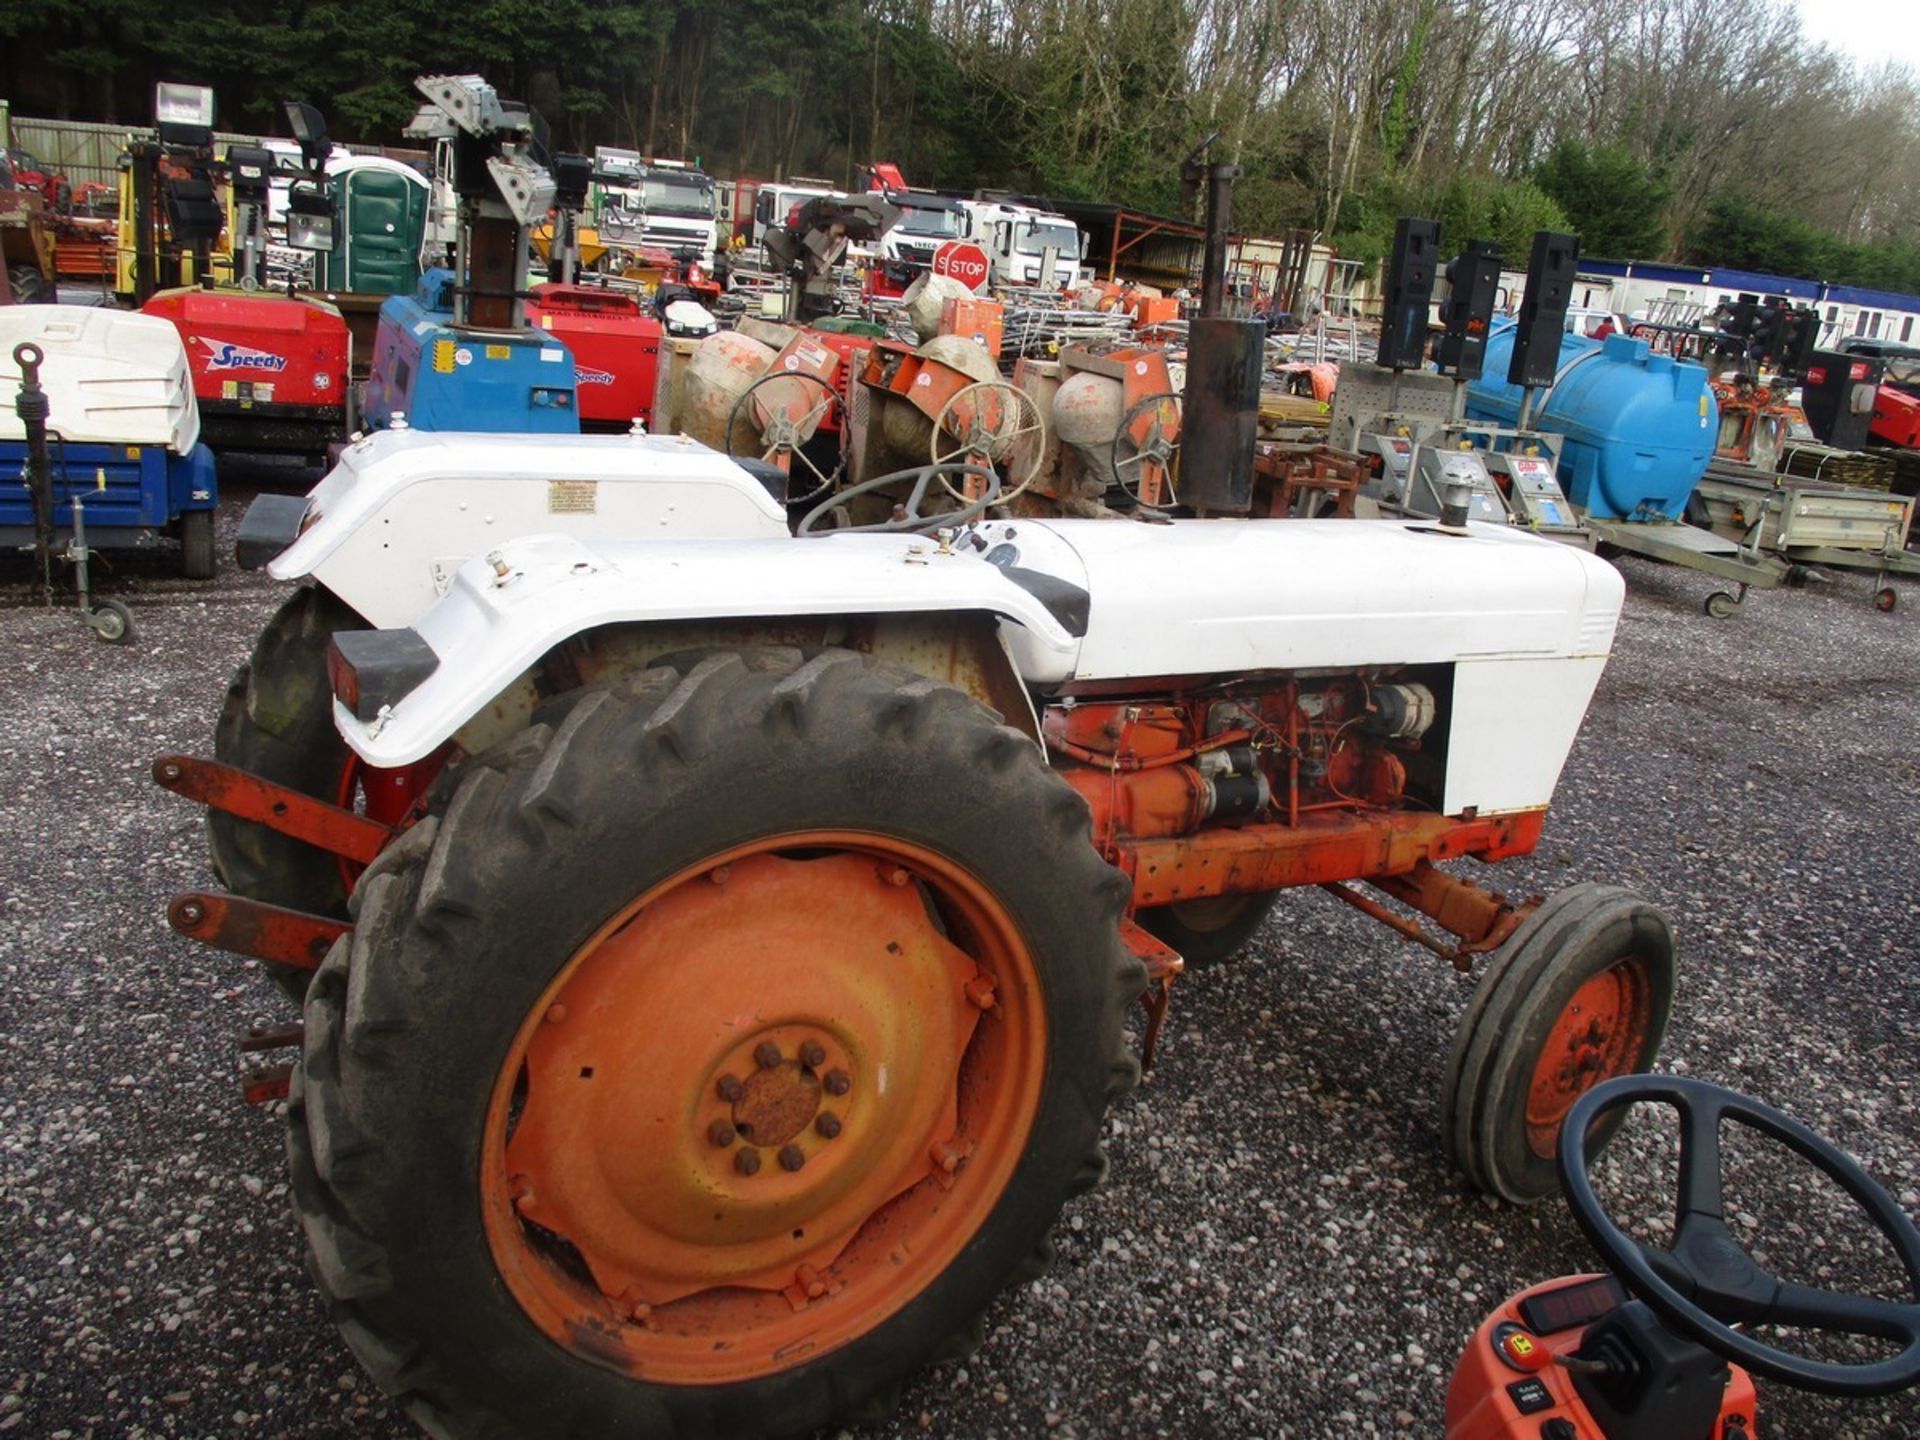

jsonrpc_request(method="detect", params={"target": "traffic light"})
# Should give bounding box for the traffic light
[1751,299,1788,365]
[1433,240,1503,381]
[1777,305,1820,376]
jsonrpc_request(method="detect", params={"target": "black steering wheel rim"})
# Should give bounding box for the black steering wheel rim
[1559,1074,1920,1396]
[795,463,1001,536]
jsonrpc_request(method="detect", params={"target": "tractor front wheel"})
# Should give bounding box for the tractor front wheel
[287,649,1141,1438]
[1440,884,1675,1204]
[1138,890,1279,966]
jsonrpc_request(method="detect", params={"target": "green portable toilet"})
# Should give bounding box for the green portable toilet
[323,158,430,295]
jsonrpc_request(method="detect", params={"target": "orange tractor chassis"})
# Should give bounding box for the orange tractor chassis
[161,749,1542,1090]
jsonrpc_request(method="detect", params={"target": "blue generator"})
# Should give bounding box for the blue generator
[362,269,581,434]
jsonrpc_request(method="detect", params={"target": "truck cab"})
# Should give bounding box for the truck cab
[961,200,1083,289]
[593,150,719,266]
[877,191,969,270]
[749,182,835,250]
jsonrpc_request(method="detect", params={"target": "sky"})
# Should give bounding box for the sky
[1796,0,1920,70]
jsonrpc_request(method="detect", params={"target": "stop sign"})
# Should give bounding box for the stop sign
[932,241,990,292]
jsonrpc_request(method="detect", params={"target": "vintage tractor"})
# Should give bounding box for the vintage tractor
[160,491,1669,1438]
[157,231,1675,1439]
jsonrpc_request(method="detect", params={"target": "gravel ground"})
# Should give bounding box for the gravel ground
[1,488,1917,1439]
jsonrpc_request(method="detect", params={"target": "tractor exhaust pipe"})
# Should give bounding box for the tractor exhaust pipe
[1178,134,1264,515]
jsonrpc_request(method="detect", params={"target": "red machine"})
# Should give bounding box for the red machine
[1446,1075,1920,1440]
[141,287,350,460]
[526,283,664,432]
[1872,385,1920,450]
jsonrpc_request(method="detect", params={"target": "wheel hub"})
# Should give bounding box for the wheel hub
[1524,960,1650,1156]
[727,1051,824,1150]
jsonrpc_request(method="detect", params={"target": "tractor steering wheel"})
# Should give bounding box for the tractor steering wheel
[795,464,1002,536]
[1559,1075,1920,1397]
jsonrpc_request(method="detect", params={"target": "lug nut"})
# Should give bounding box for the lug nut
[799,1040,826,1068]
[734,1148,762,1176]
[708,1120,736,1148]
[544,1003,567,1024]
[815,1112,842,1140]
[824,1068,851,1096]
[778,1144,807,1172]
[716,1074,744,1102]
[885,866,911,887]
[755,1042,783,1070]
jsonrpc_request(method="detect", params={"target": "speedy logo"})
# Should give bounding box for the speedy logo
[198,338,289,373]
[576,368,616,386]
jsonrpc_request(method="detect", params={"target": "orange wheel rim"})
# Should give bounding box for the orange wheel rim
[481,831,1048,1385]
[1524,958,1652,1157]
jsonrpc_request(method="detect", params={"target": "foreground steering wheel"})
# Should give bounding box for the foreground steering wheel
[1559,1074,1920,1396]
[796,464,1001,536]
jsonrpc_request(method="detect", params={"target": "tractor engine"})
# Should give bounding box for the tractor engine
[1044,674,1441,844]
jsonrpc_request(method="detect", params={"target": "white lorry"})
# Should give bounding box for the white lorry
[960,198,1084,288]
[748,180,835,249]
[591,150,719,264]
[876,190,971,269]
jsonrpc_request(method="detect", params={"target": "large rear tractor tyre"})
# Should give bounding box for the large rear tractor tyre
[1441,884,1675,1204]
[286,649,1143,1439]
[1138,890,1279,967]
[208,584,366,999]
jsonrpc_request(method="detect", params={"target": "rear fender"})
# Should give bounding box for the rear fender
[330,531,1084,767]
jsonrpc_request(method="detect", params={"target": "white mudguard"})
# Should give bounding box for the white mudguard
[332,517,1624,819]
[263,428,789,628]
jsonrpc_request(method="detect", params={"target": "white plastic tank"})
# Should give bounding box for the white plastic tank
[0,308,201,453]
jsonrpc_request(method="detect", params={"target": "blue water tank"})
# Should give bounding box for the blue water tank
[1467,323,1717,520]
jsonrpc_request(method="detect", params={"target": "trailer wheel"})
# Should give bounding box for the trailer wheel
[1875,586,1898,613]
[287,649,1142,1439]
[1703,590,1740,620]
[1138,891,1279,966]
[179,509,216,580]
[1441,884,1674,1204]
[88,599,134,645]
[208,585,366,997]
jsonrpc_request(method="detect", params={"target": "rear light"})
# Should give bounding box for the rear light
[326,640,359,717]
[327,629,440,722]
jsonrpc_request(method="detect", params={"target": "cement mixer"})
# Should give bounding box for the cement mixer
[1009,346,1182,511]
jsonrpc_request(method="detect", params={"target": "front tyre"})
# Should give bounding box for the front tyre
[1137,890,1279,966]
[1441,884,1675,1204]
[287,649,1142,1438]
